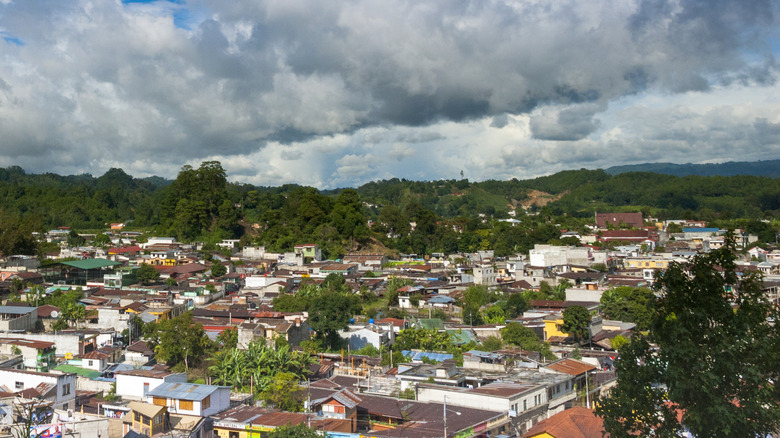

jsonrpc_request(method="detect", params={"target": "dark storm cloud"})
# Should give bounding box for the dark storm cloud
[0,0,777,183]
[530,104,604,141]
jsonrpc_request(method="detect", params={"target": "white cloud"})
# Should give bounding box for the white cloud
[0,0,775,188]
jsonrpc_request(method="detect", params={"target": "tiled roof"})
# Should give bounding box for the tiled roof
[544,358,597,376]
[523,406,607,438]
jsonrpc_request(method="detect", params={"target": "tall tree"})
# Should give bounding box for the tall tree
[597,236,780,437]
[136,263,160,285]
[143,313,212,373]
[308,290,361,350]
[561,305,590,342]
[461,285,488,326]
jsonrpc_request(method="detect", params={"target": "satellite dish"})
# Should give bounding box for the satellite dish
[50,311,59,318]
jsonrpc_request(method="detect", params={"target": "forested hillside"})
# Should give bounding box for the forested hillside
[0,163,778,258]
[606,159,780,178]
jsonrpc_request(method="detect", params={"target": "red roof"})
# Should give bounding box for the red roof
[544,358,597,376]
[523,406,607,438]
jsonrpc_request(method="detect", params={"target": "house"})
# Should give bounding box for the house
[213,405,353,437]
[595,212,643,229]
[36,305,61,331]
[115,369,187,401]
[541,358,597,392]
[125,401,169,437]
[294,244,322,263]
[81,350,110,372]
[338,323,394,350]
[146,382,231,416]
[309,387,361,432]
[342,253,388,271]
[125,340,155,365]
[236,318,310,349]
[5,271,44,285]
[473,263,497,285]
[0,338,56,372]
[523,406,607,438]
[308,386,512,437]
[542,312,602,343]
[0,368,76,410]
[462,350,511,373]
[417,381,551,434]
[0,306,38,331]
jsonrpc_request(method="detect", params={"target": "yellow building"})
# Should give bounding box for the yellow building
[623,258,671,270]
[126,401,168,437]
[543,315,567,341]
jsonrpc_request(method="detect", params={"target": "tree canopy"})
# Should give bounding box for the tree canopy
[596,236,780,437]
[561,305,590,342]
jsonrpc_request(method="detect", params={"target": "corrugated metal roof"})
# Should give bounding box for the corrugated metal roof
[147,382,228,401]
[61,259,121,270]
[0,306,36,315]
[465,350,504,360]
[402,350,454,362]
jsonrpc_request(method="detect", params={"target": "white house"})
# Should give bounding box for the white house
[115,369,187,401]
[81,350,110,372]
[0,369,76,410]
[146,382,231,417]
[338,323,394,350]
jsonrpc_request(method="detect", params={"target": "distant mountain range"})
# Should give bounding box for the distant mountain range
[605,159,780,178]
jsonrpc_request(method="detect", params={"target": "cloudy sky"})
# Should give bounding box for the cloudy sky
[0,0,778,188]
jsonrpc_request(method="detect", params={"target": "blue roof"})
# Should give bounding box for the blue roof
[428,295,455,304]
[147,382,228,401]
[402,350,454,362]
[682,228,721,233]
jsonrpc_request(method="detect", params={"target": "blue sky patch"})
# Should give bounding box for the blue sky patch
[2,33,23,46]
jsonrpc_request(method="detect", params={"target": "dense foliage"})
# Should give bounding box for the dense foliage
[596,237,780,437]
[0,164,779,257]
[208,340,313,407]
[599,287,654,331]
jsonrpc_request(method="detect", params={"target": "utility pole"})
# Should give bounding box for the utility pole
[585,370,590,409]
[443,395,447,438]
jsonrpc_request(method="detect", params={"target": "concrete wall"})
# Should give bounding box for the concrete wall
[0,310,37,332]
[116,373,187,401]
[54,413,110,438]
[75,377,113,394]
[416,385,548,415]
[0,369,76,410]
[8,333,82,357]
[565,288,605,302]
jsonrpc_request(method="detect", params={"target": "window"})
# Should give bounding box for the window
[153,397,167,406]
[62,383,71,396]
[88,360,93,367]
[201,395,210,410]
[134,412,141,422]
[15,382,23,390]
[523,400,526,411]
[179,400,193,411]
[154,414,162,425]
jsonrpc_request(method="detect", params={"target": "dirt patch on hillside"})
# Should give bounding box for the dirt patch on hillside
[517,190,568,209]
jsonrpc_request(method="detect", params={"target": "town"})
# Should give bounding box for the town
[0,209,777,438]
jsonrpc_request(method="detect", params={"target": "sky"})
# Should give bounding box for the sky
[0,0,779,189]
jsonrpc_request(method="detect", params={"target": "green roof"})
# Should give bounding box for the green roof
[446,329,478,345]
[54,364,103,379]
[61,259,121,270]
[419,318,445,330]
